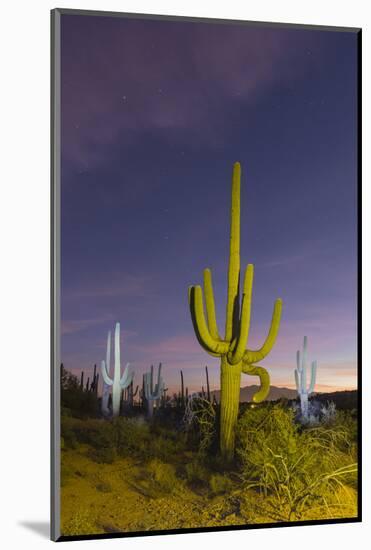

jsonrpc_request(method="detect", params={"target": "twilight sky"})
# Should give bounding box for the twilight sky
[60,13,358,394]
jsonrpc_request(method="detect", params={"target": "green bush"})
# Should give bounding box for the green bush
[236,404,357,521]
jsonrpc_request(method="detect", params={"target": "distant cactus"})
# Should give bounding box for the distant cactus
[205,366,211,402]
[295,336,317,420]
[101,331,111,415]
[101,322,134,417]
[143,363,165,417]
[180,370,185,406]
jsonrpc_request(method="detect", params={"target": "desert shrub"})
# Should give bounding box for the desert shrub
[61,417,78,449]
[147,459,179,494]
[72,418,116,448]
[185,460,209,487]
[183,397,217,455]
[61,365,99,418]
[149,427,187,461]
[87,446,117,464]
[236,404,357,521]
[209,473,233,495]
[114,417,151,457]
[61,416,117,462]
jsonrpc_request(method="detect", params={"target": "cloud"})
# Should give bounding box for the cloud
[61,15,322,168]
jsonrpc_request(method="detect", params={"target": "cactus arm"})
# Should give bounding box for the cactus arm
[242,361,270,402]
[302,336,307,370]
[188,286,219,358]
[225,162,241,342]
[228,264,254,365]
[301,336,307,393]
[244,298,282,363]
[106,330,111,374]
[294,369,300,392]
[204,268,220,340]
[120,363,133,388]
[190,286,229,355]
[150,364,154,394]
[101,360,113,386]
[296,349,301,371]
[114,322,121,383]
[155,363,162,393]
[309,360,317,394]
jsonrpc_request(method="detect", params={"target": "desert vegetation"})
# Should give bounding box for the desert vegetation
[60,365,358,536]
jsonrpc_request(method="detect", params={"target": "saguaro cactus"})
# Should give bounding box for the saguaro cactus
[295,336,317,420]
[205,366,211,402]
[188,162,282,460]
[101,331,112,416]
[143,363,165,417]
[101,322,134,417]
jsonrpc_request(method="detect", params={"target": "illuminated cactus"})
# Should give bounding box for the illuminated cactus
[188,162,282,460]
[101,322,134,417]
[101,330,112,416]
[295,336,317,420]
[143,363,164,417]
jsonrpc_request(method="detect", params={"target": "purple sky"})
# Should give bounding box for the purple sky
[60,13,358,394]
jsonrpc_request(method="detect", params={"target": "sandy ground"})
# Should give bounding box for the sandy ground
[61,445,357,536]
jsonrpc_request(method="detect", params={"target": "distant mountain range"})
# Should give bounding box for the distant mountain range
[210,386,358,410]
[211,385,298,403]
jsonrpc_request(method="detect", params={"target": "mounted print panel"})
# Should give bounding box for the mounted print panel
[51,8,361,542]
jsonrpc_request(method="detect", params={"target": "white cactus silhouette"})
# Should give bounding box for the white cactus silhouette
[295,336,317,420]
[101,322,133,417]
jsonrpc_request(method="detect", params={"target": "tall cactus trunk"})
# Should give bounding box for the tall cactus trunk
[300,393,309,418]
[220,358,242,461]
[147,399,154,418]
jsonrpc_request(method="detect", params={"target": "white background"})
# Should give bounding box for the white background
[0,0,369,547]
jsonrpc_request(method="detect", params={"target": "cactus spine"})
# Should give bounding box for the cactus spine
[295,336,317,419]
[189,162,282,460]
[100,322,134,417]
[143,363,164,417]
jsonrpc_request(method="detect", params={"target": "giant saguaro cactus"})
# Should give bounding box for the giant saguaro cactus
[295,336,317,420]
[188,162,282,460]
[143,363,165,417]
[101,322,134,417]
